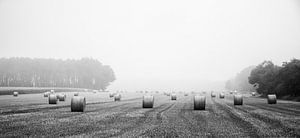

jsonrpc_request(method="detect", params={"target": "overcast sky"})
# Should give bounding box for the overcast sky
[1,0,300,91]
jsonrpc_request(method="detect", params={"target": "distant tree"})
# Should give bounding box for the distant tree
[225,66,256,92]
[0,57,116,90]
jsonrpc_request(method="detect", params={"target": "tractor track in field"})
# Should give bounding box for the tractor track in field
[116,101,177,137]
[213,98,300,137]
[177,101,213,137]
[135,101,178,137]
[0,97,141,115]
[246,103,300,116]
[210,98,261,137]
[110,102,176,137]
[234,105,300,137]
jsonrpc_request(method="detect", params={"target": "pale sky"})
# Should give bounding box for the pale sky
[0,0,300,91]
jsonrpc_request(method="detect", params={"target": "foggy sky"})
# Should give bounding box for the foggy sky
[1,0,300,91]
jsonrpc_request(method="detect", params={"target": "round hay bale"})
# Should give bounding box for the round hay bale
[74,92,79,96]
[13,91,18,97]
[44,92,50,97]
[109,92,115,98]
[57,94,66,101]
[71,96,86,112]
[211,92,216,98]
[234,94,243,105]
[143,95,154,108]
[234,90,238,95]
[171,94,177,100]
[166,92,170,96]
[114,93,121,101]
[219,93,225,99]
[194,95,206,110]
[267,94,277,104]
[49,94,58,104]
[251,92,256,96]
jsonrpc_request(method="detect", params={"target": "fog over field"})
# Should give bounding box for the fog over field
[0,0,300,91]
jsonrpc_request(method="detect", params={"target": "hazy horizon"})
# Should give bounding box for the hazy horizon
[1,0,300,91]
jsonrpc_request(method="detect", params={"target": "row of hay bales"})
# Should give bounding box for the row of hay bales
[108,92,122,101]
[47,92,67,104]
[214,91,277,105]
[44,90,86,112]
[13,89,278,113]
[143,92,205,109]
[142,91,277,111]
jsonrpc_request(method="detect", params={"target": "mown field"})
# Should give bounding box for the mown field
[0,90,299,137]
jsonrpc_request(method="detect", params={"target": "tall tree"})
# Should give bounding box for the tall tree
[248,61,281,96]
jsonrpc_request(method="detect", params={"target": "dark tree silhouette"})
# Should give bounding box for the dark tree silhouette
[248,59,300,98]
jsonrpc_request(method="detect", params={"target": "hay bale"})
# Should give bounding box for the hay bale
[267,94,277,104]
[219,92,225,99]
[74,92,79,96]
[71,96,86,112]
[44,92,50,97]
[49,94,58,104]
[114,93,121,101]
[13,91,18,97]
[166,92,171,96]
[194,95,206,110]
[234,94,243,105]
[234,90,238,95]
[143,95,154,108]
[109,92,115,98]
[57,94,66,101]
[211,92,216,98]
[171,94,177,100]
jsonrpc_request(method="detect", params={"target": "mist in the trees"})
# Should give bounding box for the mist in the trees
[0,58,115,90]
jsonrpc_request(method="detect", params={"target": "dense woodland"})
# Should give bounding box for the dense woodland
[0,58,115,90]
[226,59,300,98]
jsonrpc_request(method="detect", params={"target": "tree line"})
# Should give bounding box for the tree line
[0,57,116,90]
[225,66,256,92]
[226,59,300,98]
